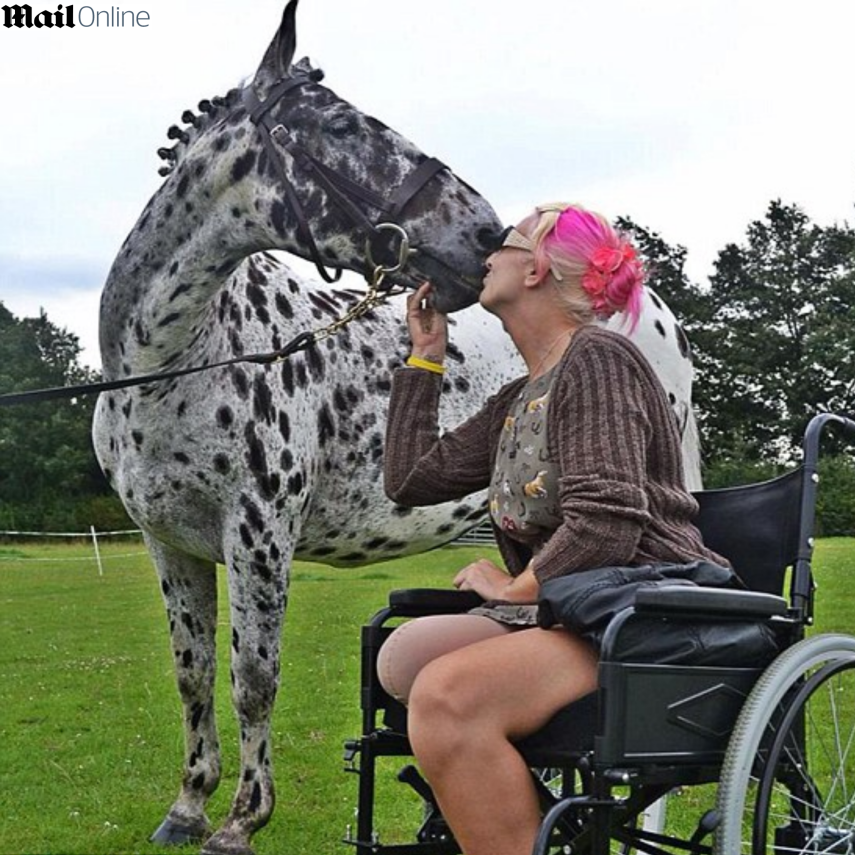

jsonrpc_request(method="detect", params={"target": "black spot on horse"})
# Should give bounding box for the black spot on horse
[244,422,268,478]
[176,173,190,199]
[287,472,304,496]
[253,376,275,424]
[232,368,250,399]
[654,320,666,338]
[232,150,257,183]
[280,449,294,471]
[271,200,287,236]
[174,452,191,465]
[214,453,231,474]
[274,293,294,320]
[280,361,294,396]
[278,411,290,442]
[649,292,663,311]
[312,546,336,557]
[306,342,325,381]
[134,320,151,346]
[168,281,193,302]
[317,404,335,446]
[132,430,144,448]
[217,405,234,429]
[240,494,265,534]
[157,312,182,328]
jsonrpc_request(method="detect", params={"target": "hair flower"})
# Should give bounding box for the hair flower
[590,246,625,275]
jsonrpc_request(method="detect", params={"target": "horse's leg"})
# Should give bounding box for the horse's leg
[146,537,221,847]
[203,536,291,855]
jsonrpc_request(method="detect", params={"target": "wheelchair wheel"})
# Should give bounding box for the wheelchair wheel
[714,633,855,855]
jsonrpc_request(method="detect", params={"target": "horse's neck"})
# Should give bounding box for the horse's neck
[98,177,261,377]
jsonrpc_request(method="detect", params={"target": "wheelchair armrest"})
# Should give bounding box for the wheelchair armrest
[633,586,788,619]
[387,588,484,617]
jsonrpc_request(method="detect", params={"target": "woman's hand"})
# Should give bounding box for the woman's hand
[453,559,539,603]
[406,281,448,363]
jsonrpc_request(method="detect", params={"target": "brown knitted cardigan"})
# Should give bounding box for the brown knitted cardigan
[384,325,727,583]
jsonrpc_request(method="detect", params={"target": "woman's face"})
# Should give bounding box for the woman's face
[479,222,535,315]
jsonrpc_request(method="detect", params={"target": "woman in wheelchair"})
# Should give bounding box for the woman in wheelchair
[378,203,731,855]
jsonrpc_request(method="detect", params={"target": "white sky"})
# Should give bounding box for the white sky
[2,0,855,368]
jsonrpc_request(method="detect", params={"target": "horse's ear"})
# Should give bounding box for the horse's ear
[255,0,298,89]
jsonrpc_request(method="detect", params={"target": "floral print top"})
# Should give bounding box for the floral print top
[488,367,562,550]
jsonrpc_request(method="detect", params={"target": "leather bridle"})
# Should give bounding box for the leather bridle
[242,70,448,285]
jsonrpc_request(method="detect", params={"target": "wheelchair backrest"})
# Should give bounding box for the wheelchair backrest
[692,467,804,596]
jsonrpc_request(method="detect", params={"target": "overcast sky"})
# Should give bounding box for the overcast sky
[2,0,854,368]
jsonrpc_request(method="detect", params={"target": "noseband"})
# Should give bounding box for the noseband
[243,71,447,285]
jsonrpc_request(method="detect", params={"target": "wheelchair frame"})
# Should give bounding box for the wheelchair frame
[343,413,855,855]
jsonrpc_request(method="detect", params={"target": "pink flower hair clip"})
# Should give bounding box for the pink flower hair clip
[581,243,639,313]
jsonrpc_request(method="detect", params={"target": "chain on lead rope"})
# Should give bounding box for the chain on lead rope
[294,222,412,352]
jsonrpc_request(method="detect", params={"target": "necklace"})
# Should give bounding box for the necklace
[528,330,573,380]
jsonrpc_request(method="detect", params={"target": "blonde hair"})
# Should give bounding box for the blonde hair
[522,202,644,330]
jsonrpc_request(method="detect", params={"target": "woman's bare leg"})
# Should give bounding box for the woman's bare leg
[407,627,598,855]
[377,614,513,703]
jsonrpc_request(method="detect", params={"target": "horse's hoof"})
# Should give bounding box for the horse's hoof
[200,831,255,855]
[150,815,211,846]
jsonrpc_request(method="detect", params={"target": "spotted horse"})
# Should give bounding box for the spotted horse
[92,3,699,853]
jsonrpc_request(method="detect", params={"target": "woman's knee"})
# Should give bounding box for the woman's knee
[407,654,488,762]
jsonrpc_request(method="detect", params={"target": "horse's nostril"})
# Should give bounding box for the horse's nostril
[477,226,504,253]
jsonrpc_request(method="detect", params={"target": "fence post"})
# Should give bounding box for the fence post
[90,525,104,577]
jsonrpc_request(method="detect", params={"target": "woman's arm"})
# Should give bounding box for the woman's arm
[384,282,524,506]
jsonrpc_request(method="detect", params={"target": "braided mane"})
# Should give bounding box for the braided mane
[156,87,244,176]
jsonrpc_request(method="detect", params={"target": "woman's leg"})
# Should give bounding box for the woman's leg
[407,626,598,855]
[377,614,512,703]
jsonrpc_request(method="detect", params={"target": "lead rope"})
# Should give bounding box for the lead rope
[0,226,414,406]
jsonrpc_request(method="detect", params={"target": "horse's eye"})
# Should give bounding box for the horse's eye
[326,114,358,137]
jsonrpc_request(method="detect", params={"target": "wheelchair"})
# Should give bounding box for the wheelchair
[343,412,855,855]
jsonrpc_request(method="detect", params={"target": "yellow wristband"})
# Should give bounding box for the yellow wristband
[406,355,445,375]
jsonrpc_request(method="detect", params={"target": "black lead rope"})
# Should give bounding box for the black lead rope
[0,330,316,407]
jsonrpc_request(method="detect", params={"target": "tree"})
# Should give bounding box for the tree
[698,201,855,463]
[0,302,109,526]
[620,204,855,470]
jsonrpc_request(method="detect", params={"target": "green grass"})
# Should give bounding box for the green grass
[0,539,494,854]
[0,539,853,854]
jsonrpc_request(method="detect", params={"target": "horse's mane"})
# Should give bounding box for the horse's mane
[157,86,245,177]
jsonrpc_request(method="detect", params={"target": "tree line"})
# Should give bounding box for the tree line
[2,198,854,534]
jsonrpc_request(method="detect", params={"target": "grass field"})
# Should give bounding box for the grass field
[1,538,853,855]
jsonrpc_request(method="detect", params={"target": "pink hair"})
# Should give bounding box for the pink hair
[535,206,644,331]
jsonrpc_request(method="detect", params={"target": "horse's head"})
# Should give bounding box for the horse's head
[158,0,501,313]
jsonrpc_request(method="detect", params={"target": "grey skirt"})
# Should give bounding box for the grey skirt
[469,602,539,627]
